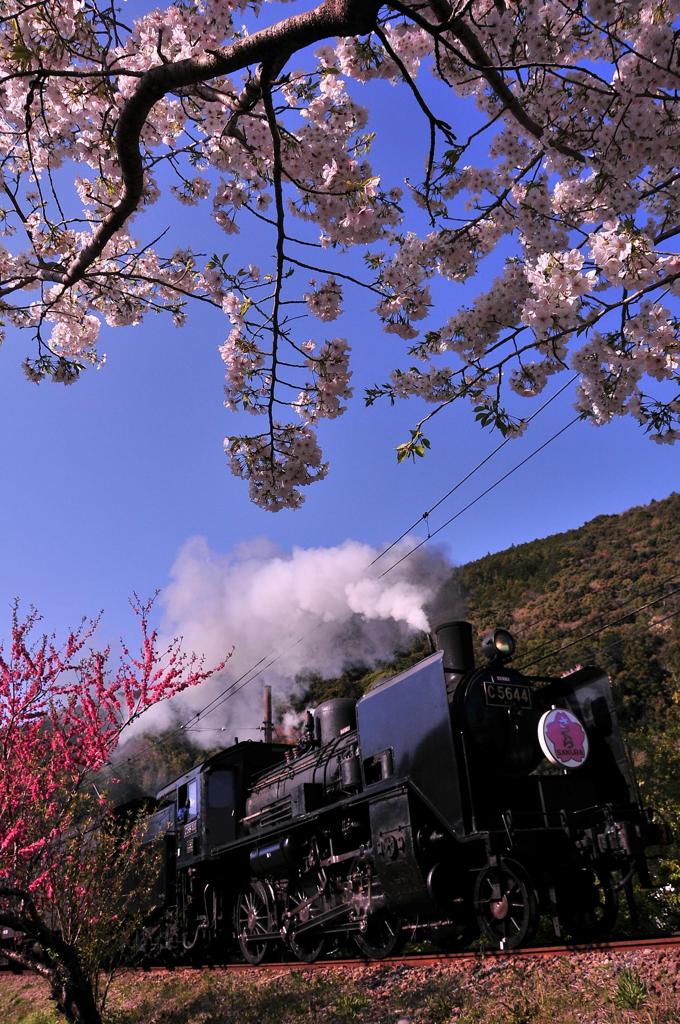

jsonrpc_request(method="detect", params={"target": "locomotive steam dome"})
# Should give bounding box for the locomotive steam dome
[314,698,356,746]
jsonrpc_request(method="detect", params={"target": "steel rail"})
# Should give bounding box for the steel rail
[103,934,680,976]
[3,934,679,974]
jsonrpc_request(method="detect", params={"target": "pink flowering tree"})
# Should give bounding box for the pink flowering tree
[0,600,225,1024]
[1,1,678,509]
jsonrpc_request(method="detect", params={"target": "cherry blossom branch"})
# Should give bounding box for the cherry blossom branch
[59,0,382,289]
[395,0,587,163]
[374,23,455,224]
[286,255,386,296]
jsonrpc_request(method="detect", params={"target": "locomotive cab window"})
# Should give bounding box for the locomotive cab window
[363,748,394,785]
[207,770,234,809]
[206,770,237,847]
[178,779,198,821]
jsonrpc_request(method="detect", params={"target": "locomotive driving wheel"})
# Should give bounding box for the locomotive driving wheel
[474,858,538,949]
[353,910,403,960]
[286,882,327,963]
[234,881,275,965]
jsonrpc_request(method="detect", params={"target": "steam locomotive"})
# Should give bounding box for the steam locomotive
[137,621,664,962]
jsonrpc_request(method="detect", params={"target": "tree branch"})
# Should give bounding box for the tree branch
[60,0,382,290]
[392,0,587,164]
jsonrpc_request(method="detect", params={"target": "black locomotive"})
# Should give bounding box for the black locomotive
[137,621,664,962]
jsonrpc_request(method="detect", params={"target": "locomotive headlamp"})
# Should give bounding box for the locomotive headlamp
[482,628,516,663]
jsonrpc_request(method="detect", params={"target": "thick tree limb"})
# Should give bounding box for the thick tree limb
[410,0,587,163]
[61,0,382,289]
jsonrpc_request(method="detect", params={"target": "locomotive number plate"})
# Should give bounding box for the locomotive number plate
[484,680,532,709]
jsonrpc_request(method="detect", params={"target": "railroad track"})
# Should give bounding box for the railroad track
[4,934,679,975]
[133,935,680,975]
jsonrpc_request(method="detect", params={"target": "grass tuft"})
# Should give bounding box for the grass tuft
[614,968,648,1010]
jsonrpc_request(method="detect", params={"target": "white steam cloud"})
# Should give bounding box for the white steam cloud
[132,536,458,743]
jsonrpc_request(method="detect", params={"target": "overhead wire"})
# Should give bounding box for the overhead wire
[367,374,579,569]
[101,372,668,762]
[181,641,304,732]
[515,572,680,664]
[377,415,581,578]
[179,640,301,731]
[98,644,306,780]
[518,584,680,672]
[508,565,675,643]
[581,606,680,664]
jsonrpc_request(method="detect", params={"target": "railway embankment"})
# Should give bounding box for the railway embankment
[1,945,679,1024]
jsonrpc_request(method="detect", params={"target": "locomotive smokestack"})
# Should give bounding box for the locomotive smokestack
[434,621,475,677]
[263,685,273,743]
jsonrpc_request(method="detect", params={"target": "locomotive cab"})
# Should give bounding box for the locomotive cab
[156,741,291,867]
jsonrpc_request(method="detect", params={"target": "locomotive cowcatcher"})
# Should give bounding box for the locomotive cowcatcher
[137,621,665,962]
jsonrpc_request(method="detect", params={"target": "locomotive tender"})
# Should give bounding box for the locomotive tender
[139,621,662,962]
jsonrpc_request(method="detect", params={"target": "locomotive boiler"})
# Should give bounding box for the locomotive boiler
[138,621,665,962]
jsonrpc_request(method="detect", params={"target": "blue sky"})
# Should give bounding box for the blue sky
[1,290,675,644]
[0,2,677,647]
